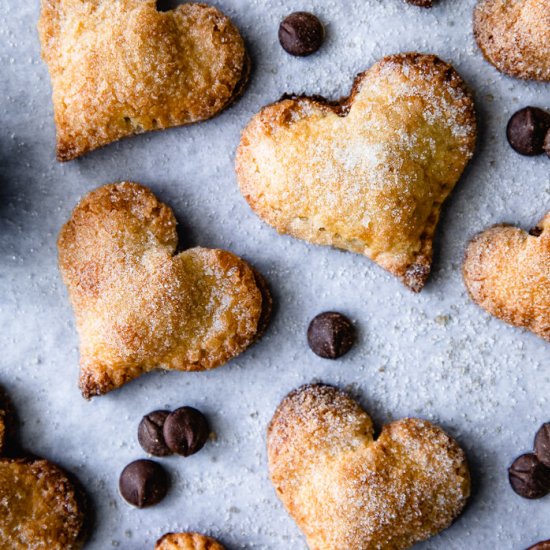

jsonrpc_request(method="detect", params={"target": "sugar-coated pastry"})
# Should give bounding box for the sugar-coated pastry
[236,53,476,292]
[155,532,225,550]
[474,0,550,81]
[463,213,550,342]
[58,182,271,398]
[38,0,249,160]
[267,384,470,550]
[0,389,86,550]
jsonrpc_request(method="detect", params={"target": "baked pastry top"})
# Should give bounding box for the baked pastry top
[268,384,470,550]
[58,182,270,398]
[0,389,86,550]
[0,459,85,550]
[463,212,550,342]
[38,0,249,160]
[236,53,476,292]
[155,532,225,550]
[474,0,550,81]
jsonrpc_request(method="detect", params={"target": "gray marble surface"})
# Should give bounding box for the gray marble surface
[0,0,549,548]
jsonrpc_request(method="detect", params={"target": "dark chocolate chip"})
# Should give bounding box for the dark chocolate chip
[406,0,433,6]
[163,407,210,457]
[307,312,355,359]
[527,542,550,550]
[535,423,550,468]
[279,12,325,57]
[506,107,550,156]
[138,410,171,457]
[509,453,550,499]
[119,459,169,508]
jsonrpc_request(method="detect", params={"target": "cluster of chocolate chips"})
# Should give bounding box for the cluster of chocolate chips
[507,107,550,158]
[307,312,356,359]
[119,406,210,508]
[509,423,550,499]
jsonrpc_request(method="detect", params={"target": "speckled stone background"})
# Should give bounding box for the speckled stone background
[0,1,548,548]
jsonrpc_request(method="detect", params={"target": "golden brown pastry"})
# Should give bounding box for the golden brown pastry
[0,459,85,550]
[0,390,86,549]
[236,53,476,292]
[38,0,249,160]
[474,0,550,81]
[155,532,225,550]
[463,213,550,342]
[58,182,271,398]
[267,384,470,550]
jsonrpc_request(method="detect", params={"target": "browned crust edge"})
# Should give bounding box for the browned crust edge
[237,52,477,292]
[473,1,550,82]
[52,4,250,162]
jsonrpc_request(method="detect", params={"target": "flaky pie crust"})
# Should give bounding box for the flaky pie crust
[0,389,86,550]
[463,212,550,342]
[58,182,270,398]
[38,0,249,160]
[155,532,225,550]
[236,53,476,292]
[267,384,470,550]
[474,0,550,81]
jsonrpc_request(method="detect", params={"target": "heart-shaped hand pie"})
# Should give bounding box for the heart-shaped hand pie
[474,0,550,81]
[268,384,470,549]
[38,0,249,160]
[0,390,86,549]
[236,53,476,291]
[58,182,271,398]
[155,532,225,550]
[463,213,550,342]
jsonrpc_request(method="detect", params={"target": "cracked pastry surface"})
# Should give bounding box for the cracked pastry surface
[463,212,550,342]
[155,532,225,550]
[58,182,270,398]
[38,0,249,160]
[236,53,476,292]
[474,0,550,81]
[267,384,470,550]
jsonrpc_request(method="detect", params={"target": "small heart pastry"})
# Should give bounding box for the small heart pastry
[268,384,470,550]
[155,532,225,550]
[58,182,271,398]
[38,0,249,160]
[474,0,550,81]
[0,390,86,549]
[463,213,550,342]
[236,53,476,291]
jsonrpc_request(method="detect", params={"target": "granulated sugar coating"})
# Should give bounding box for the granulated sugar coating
[0,0,548,549]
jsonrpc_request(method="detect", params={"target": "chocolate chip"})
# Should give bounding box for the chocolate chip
[527,542,550,550]
[506,107,550,156]
[535,423,550,468]
[138,410,171,457]
[406,0,433,6]
[509,453,550,499]
[307,312,355,359]
[119,459,169,508]
[163,407,210,457]
[279,12,325,57]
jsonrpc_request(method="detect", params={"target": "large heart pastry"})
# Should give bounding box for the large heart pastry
[463,212,550,342]
[0,390,86,549]
[267,384,470,549]
[474,0,550,81]
[38,0,249,160]
[236,53,476,291]
[58,182,271,398]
